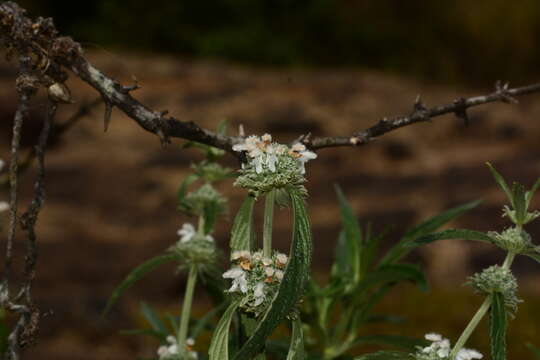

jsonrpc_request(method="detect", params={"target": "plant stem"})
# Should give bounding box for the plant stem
[197,215,205,236]
[263,189,276,257]
[449,252,516,359]
[177,264,198,351]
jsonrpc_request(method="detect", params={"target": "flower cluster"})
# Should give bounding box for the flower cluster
[0,159,8,213]
[488,227,538,254]
[170,223,217,267]
[467,265,521,313]
[222,250,288,317]
[179,183,227,217]
[412,333,482,360]
[502,204,540,226]
[157,336,198,360]
[232,134,317,197]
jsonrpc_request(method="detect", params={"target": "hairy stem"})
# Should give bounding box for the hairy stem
[449,252,516,359]
[177,264,198,351]
[263,190,276,257]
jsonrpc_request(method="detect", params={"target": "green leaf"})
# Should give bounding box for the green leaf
[512,182,527,225]
[407,229,494,250]
[525,252,540,264]
[204,200,222,234]
[230,196,256,252]
[354,350,410,360]
[352,334,427,351]
[233,188,312,360]
[209,301,241,360]
[192,302,227,339]
[334,185,362,285]
[380,201,481,265]
[526,343,540,359]
[486,162,513,204]
[526,178,540,207]
[287,318,306,360]
[490,292,507,360]
[355,264,428,293]
[102,253,178,316]
[140,302,168,334]
[177,173,200,212]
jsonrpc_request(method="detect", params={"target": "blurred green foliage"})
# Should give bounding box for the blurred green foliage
[18,0,540,85]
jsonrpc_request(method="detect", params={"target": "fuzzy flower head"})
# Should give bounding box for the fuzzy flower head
[171,224,217,267]
[223,249,289,318]
[488,227,538,255]
[179,183,227,218]
[412,333,482,360]
[233,134,316,197]
[468,265,521,314]
[157,335,198,360]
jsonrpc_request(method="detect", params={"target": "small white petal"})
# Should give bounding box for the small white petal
[261,133,272,142]
[262,257,273,266]
[166,335,176,344]
[276,253,288,264]
[275,270,284,281]
[223,267,244,279]
[157,346,168,356]
[254,282,265,298]
[168,344,179,354]
[425,333,442,342]
[265,267,275,276]
[186,338,195,346]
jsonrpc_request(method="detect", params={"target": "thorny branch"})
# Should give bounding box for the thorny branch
[0,97,101,186]
[2,2,540,157]
[0,1,540,356]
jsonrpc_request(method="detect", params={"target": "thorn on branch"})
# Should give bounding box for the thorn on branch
[103,100,113,132]
[119,76,140,94]
[453,97,470,126]
[412,94,429,120]
[495,80,519,104]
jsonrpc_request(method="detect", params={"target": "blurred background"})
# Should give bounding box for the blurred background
[1,1,540,359]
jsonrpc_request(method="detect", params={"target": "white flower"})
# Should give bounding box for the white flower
[0,201,9,213]
[290,143,317,174]
[456,349,483,360]
[231,250,251,261]
[274,269,284,281]
[262,257,273,266]
[251,251,263,262]
[276,253,288,266]
[186,338,195,347]
[253,282,266,306]
[223,267,248,293]
[264,267,275,277]
[425,333,442,342]
[177,223,196,243]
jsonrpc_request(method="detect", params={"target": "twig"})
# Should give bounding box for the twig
[305,82,540,150]
[2,2,540,156]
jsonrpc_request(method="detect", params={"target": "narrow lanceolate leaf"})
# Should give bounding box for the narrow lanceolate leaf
[354,350,410,360]
[209,301,241,360]
[334,185,362,285]
[102,253,178,316]
[380,201,481,265]
[486,162,513,204]
[230,196,256,252]
[526,177,540,207]
[287,318,306,360]
[232,189,312,360]
[140,302,168,334]
[407,229,494,250]
[525,252,540,265]
[355,264,428,294]
[490,292,507,360]
[526,343,540,359]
